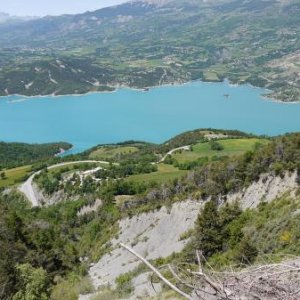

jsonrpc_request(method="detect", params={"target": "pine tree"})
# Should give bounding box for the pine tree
[195,201,223,257]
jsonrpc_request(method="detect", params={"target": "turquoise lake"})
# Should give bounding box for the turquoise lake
[1,81,300,154]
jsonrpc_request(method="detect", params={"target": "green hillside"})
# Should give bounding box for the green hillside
[0,131,299,299]
[0,141,72,169]
[172,138,270,163]
[0,0,299,101]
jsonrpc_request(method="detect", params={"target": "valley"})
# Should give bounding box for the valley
[0,0,299,101]
[1,1,300,299]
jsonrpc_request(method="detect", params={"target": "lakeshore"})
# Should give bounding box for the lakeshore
[1,81,300,154]
[1,79,298,104]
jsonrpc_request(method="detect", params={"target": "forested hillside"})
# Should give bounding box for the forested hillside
[0,131,299,299]
[0,142,71,169]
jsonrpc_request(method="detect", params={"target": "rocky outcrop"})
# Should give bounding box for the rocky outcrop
[77,199,103,216]
[227,171,299,209]
[81,171,300,299]
[128,272,162,299]
[88,200,202,294]
[31,183,73,206]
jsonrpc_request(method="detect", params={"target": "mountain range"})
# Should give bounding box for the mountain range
[0,0,299,100]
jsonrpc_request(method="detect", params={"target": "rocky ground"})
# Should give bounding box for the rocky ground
[80,170,299,299]
[81,200,203,299]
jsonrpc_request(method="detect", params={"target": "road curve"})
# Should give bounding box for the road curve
[19,146,191,207]
[19,160,118,207]
[159,145,191,163]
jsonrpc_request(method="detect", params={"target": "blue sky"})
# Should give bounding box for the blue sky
[1,0,128,16]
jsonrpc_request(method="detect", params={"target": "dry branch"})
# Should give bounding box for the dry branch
[119,243,300,300]
[119,243,193,300]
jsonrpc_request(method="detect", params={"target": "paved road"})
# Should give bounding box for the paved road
[19,160,118,207]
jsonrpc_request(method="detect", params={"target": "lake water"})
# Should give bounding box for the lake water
[1,81,300,154]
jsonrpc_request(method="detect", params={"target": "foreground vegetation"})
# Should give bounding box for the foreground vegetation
[0,130,299,299]
[205,194,300,268]
[98,193,300,299]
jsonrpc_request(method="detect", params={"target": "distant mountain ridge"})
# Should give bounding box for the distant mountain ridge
[0,0,299,101]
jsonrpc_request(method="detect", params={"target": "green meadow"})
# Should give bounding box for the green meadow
[89,146,139,160]
[172,138,269,163]
[0,165,31,188]
[126,164,187,184]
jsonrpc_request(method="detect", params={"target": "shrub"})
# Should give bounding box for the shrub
[91,288,118,300]
[115,273,134,297]
[234,237,258,265]
[51,276,94,300]
[210,141,224,151]
[13,264,48,300]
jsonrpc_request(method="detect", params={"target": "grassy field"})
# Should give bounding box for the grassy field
[89,146,139,160]
[172,138,269,163]
[203,70,220,81]
[0,165,31,188]
[126,164,187,184]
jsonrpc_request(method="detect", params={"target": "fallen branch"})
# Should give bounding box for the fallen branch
[119,243,193,300]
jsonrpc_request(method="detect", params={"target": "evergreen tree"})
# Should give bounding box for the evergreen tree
[195,201,223,257]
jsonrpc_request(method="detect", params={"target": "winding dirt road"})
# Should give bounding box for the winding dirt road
[19,160,117,206]
[159,145,191,163]
[19,145,191,207]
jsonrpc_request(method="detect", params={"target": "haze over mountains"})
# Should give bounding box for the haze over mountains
[0,0,299,101]
[0,12,37,23]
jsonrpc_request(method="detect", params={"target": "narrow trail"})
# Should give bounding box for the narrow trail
[19,160,118,206]
[159,145,191,163]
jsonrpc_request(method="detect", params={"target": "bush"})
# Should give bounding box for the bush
[210,141,224,151]
[91,288,118,300]
[51,276,94,300]
[13,264,48,300]
[115,273,134,297]
[234,237,258,265]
